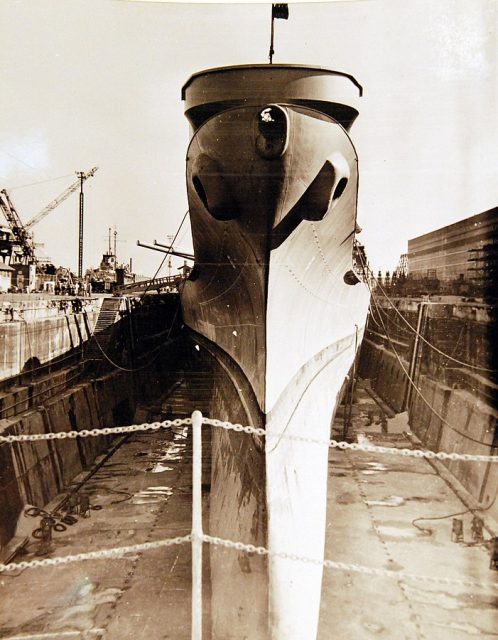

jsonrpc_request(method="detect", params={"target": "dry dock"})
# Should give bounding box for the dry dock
[318,381,498,640]
[0,378,211,640]
[0,379,496,639]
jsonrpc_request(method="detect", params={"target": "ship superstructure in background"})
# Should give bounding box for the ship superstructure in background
[86,229,136,293]
[181,65,371,639]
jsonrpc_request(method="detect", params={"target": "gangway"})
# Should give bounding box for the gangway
[115,274,182,294]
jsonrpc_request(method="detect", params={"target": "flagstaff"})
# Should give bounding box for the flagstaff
[269,3,289,64]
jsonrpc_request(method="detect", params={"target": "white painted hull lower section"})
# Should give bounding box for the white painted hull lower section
[264,212,370,638]
[266,332,363,639]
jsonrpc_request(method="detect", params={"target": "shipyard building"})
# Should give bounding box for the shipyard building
[406,207,498,293]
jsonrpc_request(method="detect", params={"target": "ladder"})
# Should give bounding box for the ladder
[84,298,123,361]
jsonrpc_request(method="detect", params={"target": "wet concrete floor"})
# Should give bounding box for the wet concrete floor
[0,416,211,640]
[1,380,497,639]
[317,381,498,639]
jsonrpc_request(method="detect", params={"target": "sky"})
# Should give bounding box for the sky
[0,0,497,277]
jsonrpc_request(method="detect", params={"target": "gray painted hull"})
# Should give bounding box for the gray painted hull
[180,66,371,639]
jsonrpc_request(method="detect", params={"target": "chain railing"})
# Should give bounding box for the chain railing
[202,418,498,463]
[200,533,493,590]
[0,418,192,444]
[0,411,497,640]
[0,535,192,573]
[1,415,496,463]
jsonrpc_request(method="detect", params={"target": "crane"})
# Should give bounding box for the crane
[24,167,98,230]
[0,189,36,262]
[0,167,98,264]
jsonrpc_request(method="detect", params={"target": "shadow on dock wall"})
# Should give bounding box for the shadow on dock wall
[358,299,498,525]
[0,369,128,549]
[0,303,100,387]
[0,295,185,554]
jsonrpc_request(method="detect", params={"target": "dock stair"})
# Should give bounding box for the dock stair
[161,371,213,418]
[84,298,123,361]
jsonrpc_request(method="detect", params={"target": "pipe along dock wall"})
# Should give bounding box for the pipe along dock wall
[359,298,498,524]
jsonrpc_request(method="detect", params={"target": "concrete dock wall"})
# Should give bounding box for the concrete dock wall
[0,293,185,558]
[0,365,87,419]
[0,368,133,553]
[359,339,408,413]
[409,377,498,523]
[359,297,498,524]
[0,298,101,383]
[361,298,497,404]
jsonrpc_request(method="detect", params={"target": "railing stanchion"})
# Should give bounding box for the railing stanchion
[191,410,203,640]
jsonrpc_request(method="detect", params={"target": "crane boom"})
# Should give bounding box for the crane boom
[24,166,98,230]
[0,189,37,261]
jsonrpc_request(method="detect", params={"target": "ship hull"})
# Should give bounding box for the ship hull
[180,66,371,639]
[186,325,365,639]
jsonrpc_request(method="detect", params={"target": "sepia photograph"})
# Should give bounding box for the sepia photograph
[0,1,497,638]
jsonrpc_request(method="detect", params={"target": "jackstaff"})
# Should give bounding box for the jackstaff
[269,3,289,64]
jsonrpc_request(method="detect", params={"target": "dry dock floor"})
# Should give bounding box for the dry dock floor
[0,380,497,639]
[0,419,210,640]
[318,381,498,640]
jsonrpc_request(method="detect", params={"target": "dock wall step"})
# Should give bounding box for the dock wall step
[0,368,134,556]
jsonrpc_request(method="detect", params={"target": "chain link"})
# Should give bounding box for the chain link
[0,405,494,593]
[0,534,192,573]
[202,418,498,463]
[205,418,266,437]
[4,529,493,593]
[0,418,192,444]
[201,534,498,591]
[0,414,495,463]
[5,527,491,591]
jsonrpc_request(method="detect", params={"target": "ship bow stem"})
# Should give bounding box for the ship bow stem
[181,65,371,639]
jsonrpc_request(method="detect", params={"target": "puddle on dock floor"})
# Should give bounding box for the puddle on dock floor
[149,462,174,473]
[376,524,419,539]
[365,495,405,507]
[132,486,174,504]
[357,462,389,475]
[132,437,187,471]
[173,426,189,439]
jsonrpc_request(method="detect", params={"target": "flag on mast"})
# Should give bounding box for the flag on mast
[272,4,289,20]
[269,4,289,64]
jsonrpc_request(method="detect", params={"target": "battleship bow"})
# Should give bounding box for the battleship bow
[181,65,371,639]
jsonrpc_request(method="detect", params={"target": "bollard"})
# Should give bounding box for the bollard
[191,410,203,640]
[471,516,484,544]
[34,516,54,556]
[490,537,498,570]
[451,518,464,543]
[79,494,91,518]
[67,493,80,515]
[380,412,388,434]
